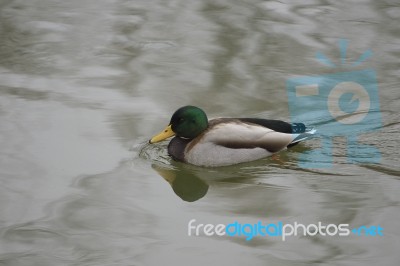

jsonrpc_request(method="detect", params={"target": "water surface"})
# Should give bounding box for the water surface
[0,0,399,265]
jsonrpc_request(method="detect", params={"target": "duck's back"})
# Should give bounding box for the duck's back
[182,118,295,167]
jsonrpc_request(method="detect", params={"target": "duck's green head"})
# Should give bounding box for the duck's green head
[149,106,208,143]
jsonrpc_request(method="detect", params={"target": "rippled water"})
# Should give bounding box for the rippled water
[0,0,399,265]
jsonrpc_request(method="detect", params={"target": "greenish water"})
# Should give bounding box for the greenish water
[0,0,399,265]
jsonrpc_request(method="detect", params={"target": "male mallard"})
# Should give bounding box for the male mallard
[149,106,316,167]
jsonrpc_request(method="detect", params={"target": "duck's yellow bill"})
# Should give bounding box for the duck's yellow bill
[149,125,175,144]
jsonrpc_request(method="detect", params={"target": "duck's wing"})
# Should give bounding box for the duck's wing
[237,118,317,147]
[197,119,296,153]
[237,118,293,133]
[237,118,308,133]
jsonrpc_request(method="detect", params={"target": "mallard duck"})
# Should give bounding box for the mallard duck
[149,106,316,167]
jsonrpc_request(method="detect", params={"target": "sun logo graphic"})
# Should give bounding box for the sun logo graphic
[286,39,382,168]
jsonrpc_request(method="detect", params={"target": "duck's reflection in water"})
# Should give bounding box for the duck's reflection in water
[152,163,209,202]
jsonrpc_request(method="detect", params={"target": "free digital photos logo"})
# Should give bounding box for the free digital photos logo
[286,39,382,168]
[187,219,383,241]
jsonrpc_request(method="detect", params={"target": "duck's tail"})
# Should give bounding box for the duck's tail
[289,124,317,146]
